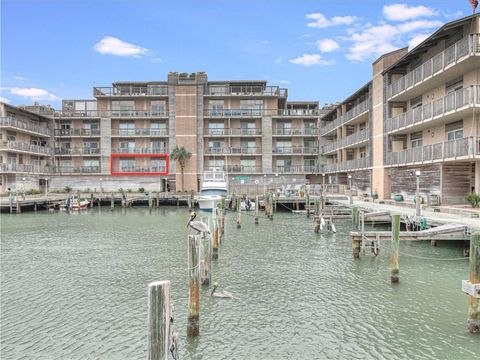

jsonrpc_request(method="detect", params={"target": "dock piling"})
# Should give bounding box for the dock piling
[255,195,259,225]
[200,219,212,286]
[391,214,400,283]
[147,280,171,360]
[212,209,219,259]
[187,234,200,336]
[236,197,241,228]
[467,232,480,333]
[352,206,359,227]
[111,192,114,210]
[306,194,310,218]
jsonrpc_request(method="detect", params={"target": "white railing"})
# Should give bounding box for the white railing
[386,137,479,165]
[55,148,101,155]
[386,86,480,133]
[111,128,168,136]
[320,98,370,136]
[323,157,371,173]
[387,34,479,99]
[272,147,319,154]
[1,163,51,173]
[273,128,319,136]
[273,165,320,173]
[322,128,370,154]
[204,165,263,173]
[54,166,100,174]
[1,141,52,155]
[115,166,167,173]
[111,148,166,154]
[0,117,51,136]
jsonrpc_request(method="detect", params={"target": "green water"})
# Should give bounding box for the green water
[0,208,478,359]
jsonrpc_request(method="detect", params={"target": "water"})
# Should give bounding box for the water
[1,208,478,359]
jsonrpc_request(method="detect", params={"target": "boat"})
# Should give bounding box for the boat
[64,196,90,210]
[197,171,228,211]
[240,198,255,211]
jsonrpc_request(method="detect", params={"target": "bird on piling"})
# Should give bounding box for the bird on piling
[187,211,211,234]
[210,282,233,299]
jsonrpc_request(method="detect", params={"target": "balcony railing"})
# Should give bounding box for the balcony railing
[203,128,262,136]
[55,147,100,156]
[54,110,168,118]
[385,137,479,166]
[204,109,266,117]
[322,128,370,154]
[386,86,480,133]
[55,110,101,118]
[111,148,167,154]
[273,165,320,174]
[54,128,101,136]
[206,85,287,97]
[0,117,51,136]
[205,147,260,155]
[1,163,51,174]
[114,166,167,173]
[387,34,480,99]
[94,86,168,97]
[272,147,319,154]
[320,99,370,136]
[323,157,371,173]
[111,128,168,136]
[1,141,52,155]
[273,128,319,136]
[204,165,262,173]
[275,109,320,116]
[55,166,100,174]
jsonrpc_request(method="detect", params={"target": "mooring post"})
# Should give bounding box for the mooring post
[391,214,400,283]
[466,232,480,333]
[34,202,37,212]
[314,200,321,234]
[176,197,180,208]
[269,193,274,221]
[236,197,241,228]
[200,217,212,285]
[147,280,171,360]
[255,195,259,225]
[220,197,225,238]
[90,193,94,208]
[149,192,153,209]
[352,206,358,227]
[212,209,219,259]
[187,234,200,336]
[306,194,310,218]
[156,192,160,208]
[231,193,236,211]
[360,210,366,255]
[111,192,114,210]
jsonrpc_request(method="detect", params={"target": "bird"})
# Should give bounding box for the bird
[210,282,233,299]
[187,211,211,234]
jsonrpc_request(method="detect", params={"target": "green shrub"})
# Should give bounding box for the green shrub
[64,186,72,193]
[26,189,42,195]
[465,193,480,208]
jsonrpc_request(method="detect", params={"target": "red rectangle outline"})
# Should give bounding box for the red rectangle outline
[110,153,169,176]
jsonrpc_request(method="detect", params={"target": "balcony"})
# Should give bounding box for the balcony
[272,147,319,155]
[385,137,479,166]
[55,110,101,118]
[55,166,100,174]
[273,165,320,174]
[111,128,168,137]
[113,166,167,174]
[206,85,287,97]
[205,147,261,155]
[0,117,51,136]
[1,141,52,156]
[273,128,319,136]
[204,165,262,173]
[386,86,480,134]
[55,128,101,137]
[1,163,51,174]
[111,148,167,154]
[93,86,168,97]
[387,34,480,101]
[323,157,371,173]
[204,109,266,117]
[55,148,100,156]
[322,128,370,155]
[275,109,320,117]
[55,110,168,118]
[320,99,370,136]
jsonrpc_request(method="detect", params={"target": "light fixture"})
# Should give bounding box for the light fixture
[415,170,421,177]
[348,175,352,179]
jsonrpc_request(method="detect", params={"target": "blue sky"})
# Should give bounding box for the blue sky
[0,0,470,108]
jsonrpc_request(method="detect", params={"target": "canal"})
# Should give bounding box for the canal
[0,208,477,359]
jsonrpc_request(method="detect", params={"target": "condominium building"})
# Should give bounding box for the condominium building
[0,103,54,193]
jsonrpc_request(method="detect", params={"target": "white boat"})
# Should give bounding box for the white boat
[240,199,255,211]
[197,171,228,211]
[64,196,90,210]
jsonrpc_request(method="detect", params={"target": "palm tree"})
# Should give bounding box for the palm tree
[170,146,192,191]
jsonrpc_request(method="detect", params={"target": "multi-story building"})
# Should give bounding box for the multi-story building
[0,103,54,193]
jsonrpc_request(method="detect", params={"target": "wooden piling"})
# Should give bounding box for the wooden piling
[212,209,219,259]
[390,214,400,283]
[111,192,114,210]
[236,197,241,228]
[200,218,212,285]
[306,194,310,218]
[176,197,180,208]
[90,194,94,207]
[314,200,321,234]
[352,206,359,227]
[352,238,360,258]
[187,234,200,336]
[34,202,37,212]
[255,195,259,225]
[269,193,274,221]
[17,201,21,214]
[156,192,160,208]
[220,197,225,238]
[147,280,171,360]
[467,232,480,333]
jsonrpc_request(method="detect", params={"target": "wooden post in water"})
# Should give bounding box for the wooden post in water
[306,194,310,218]
[156,192,160,208]
[200,230,211,286]
[111,192,114,210]
[149,192,153,209]
[467,232,480,333]
[212,209,219,259]
[187,234,200,336]
[90,193,94,208]
[390,214,400,283]
[34,202,37,212]
[269,193,274,221]
[220,197,225,238]
[314,200,321,234]
[255,195,259,225]
[352,206,359,227]
[236,197,241,228]
[176,197,180,208]
[147,280,171,360]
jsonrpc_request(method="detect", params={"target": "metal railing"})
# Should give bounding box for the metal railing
[275,109,320,116]
[204,165,263,173]
[111,148,167,154]
[322,157,371,173]
[386,137,479,166]
[1,141,52,155]
[54,166,100,174]
[272,147,319,154]
[320,98,370,136]
[206,85,287,97]
[0,117,51,136]
[387,34,479,99]
[273,165,320,173]
[205,108,320,117]
[55,110,168,118]
[55,110,101,118]
[1,163,51,174]
[114,166,167,173]
[94,86,168,97]
[55,147,100,155]
[203,128,262,136]
[54,128,101,136]
[204,147,261,155]
[322,128,370,154]
[111,128,168,136]
[386,86,480,133]
[273,128,319,136]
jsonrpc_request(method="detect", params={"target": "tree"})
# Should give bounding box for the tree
[170,146,192,191]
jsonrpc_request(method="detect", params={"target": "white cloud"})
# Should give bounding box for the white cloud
[13,75,28,81]
[384,4,437,21]
[9,87,59,101]
[94,36,148,57]
[262,40,270,44]
[289,54,334,66]
[306,13,357,28]
[150,57,163,64]
[408,33,431,49]
[317,39,340,53]
[0,96,11,103]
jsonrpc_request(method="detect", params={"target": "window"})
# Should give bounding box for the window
[209,86,227,96]
[120,140,135,150]
[8,155,16,165]
[151,140,166,152]
[208,122,225,135]
[276,140,292,153]
[240,140,256,154]
[59,160,72,172]
[119,121,135,135]
[84,159,99,171]
[112,101,134,116]
[304,140,317,150]
[60,142,71,149]
[120,159,135,172]
[208,141,224,153]
[276,158,292,171]
[151,122,167,135]
[208,159,225,171]
[209,100,224,116]
[410,132,423,148]
[83,142,99,151]
[18,154,23,165]
[240,121,256,135]
[447,129,463,141]
[151,101,166,116]
[240,100,263,116]
[240,159,256,171]
[6,112,16,121]
[359,147,367,158]
[151,157,166,172]
[410,95,422,109]
[7,133,16,142]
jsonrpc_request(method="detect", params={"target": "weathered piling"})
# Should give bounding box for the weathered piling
[176,197,180,208]
[306,194,310,218]
[219,198,225,239]
[187,234,200,336]
[90,194,94,207]
[390,214,400,283]
[314,200,321,234]
[352,206,359,227]
[231,193,237,211]
[269,193,274,220]
[34,202,37,212]
[111,192,114,210]
[466,232,480,333]
[147,280,171,360]
[200,219,212,285]
[255,195,259,225]
[212,209,219,259]
[156,192,160,208]
[236,197,241,228]
[149,192,153,209]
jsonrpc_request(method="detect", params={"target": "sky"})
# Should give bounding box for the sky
[0,0,472,109]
